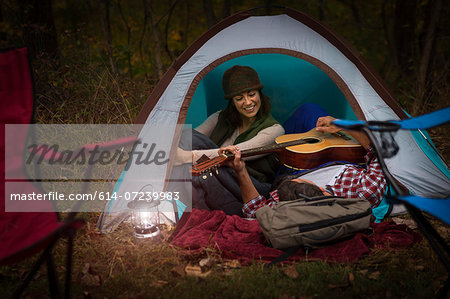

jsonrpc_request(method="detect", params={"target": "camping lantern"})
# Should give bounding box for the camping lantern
[127,198,161,239]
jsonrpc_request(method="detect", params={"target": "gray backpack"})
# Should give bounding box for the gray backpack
[256,196,372,250]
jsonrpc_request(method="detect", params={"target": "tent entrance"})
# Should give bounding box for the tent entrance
[186,53,358,126]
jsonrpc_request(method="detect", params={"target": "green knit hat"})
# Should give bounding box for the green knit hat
[222,65,263,99]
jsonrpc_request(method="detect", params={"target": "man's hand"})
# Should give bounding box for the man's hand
[231,148,246,174]
[316,115,371,150]
[218,145,238,156]
[226,147,260,204]
[316,116,341,134]
[221,146,246,174]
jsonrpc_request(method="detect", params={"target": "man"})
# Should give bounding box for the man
[225,115,387,218]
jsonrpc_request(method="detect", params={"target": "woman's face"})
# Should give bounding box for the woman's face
[232,89,261,121]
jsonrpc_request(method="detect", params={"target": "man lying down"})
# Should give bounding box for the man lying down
[220,115,387,218]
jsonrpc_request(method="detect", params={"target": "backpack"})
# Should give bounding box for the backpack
[255,196,372,250]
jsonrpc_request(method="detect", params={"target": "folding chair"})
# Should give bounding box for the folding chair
[0,47,138,298]
[333,106,450,298]
[0,47,83,298]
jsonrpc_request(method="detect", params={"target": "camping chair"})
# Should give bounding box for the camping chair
[0,47,81,298]
[0,47,137,298]
[333,106,450,298]
[0,47,87,299]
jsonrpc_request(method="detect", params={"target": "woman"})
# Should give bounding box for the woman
[175,65,284,216]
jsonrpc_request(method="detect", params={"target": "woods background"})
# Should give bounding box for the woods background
[0,2,449,297]
[0,0,448,125]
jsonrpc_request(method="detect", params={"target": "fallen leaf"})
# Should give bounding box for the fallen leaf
[391,217,417,229]
[185,264,202,276]
[222,259,241,269]
[80,263,102,287]
[359,269,368,276]
[171,265,185,277]
[368,271,380,280]
[437,226,450,238]
[82,263,90,275]
[150,280,168,287]
[414,265,425,271]
[282,265,299,279]
[348,272,355,285]
[199,257,214,268]
[185,264,211,278]
[80,272,101,287]
[328,283,349,289]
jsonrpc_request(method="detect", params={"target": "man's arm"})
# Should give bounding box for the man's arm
[315,116,371,150]
[228,148,260,204]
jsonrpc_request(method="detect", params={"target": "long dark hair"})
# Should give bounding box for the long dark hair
[221,90,272,128]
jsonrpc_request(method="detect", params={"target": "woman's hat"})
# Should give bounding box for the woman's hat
[222,65,263,99]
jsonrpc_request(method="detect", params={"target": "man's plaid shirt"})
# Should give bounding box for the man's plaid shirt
[242,147,387,218]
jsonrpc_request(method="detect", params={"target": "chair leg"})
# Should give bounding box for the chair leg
[406,205,450,298]
[13,244,63,299]
[65,233,74,299]
[407,205,450,271]
[13,250,47,299]
[46,248,63,299]
[441,276,450,299]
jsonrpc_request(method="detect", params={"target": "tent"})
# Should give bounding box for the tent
[97,8,449,233]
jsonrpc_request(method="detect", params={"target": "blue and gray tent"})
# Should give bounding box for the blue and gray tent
[97,8,449,233]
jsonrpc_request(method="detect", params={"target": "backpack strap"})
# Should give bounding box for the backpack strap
[265,245,304,269]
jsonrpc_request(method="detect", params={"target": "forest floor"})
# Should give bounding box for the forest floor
[1,213,449,298]
[1,56,449,298]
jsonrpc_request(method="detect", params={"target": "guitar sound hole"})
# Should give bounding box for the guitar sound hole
[302,137,320,144]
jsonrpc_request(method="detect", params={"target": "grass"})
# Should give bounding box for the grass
[1,52,448,298]
[0,215,448,298]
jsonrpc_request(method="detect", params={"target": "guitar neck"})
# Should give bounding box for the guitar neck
[231,138,308,158]
[192,129,363,176]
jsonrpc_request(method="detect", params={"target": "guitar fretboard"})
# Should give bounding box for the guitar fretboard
[234,137,319,158]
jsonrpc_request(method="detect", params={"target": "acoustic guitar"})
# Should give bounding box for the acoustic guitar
[191,128,365,177]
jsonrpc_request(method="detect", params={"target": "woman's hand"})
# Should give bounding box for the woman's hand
[316,116,341,134]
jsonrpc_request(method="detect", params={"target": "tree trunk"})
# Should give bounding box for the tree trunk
[221,0,231,19]
[393,0,417,74]
[264,0,273,15]
[0,1,5,42]
[164,0,179,61]
[139,0,149,76]
[337,0,361,29]
[118,0,132,76]
[183,0,191,48]
[318,0,327,21]
[146,0,165,80]
[413,0,442,115]
[19,0,59,59]
[98,0,117,75]
[203,0,217,28]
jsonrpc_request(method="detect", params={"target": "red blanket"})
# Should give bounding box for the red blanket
[169,209,422,265]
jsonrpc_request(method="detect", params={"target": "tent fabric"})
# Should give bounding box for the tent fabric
[98,8,450,232]
[169,208,422,265]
